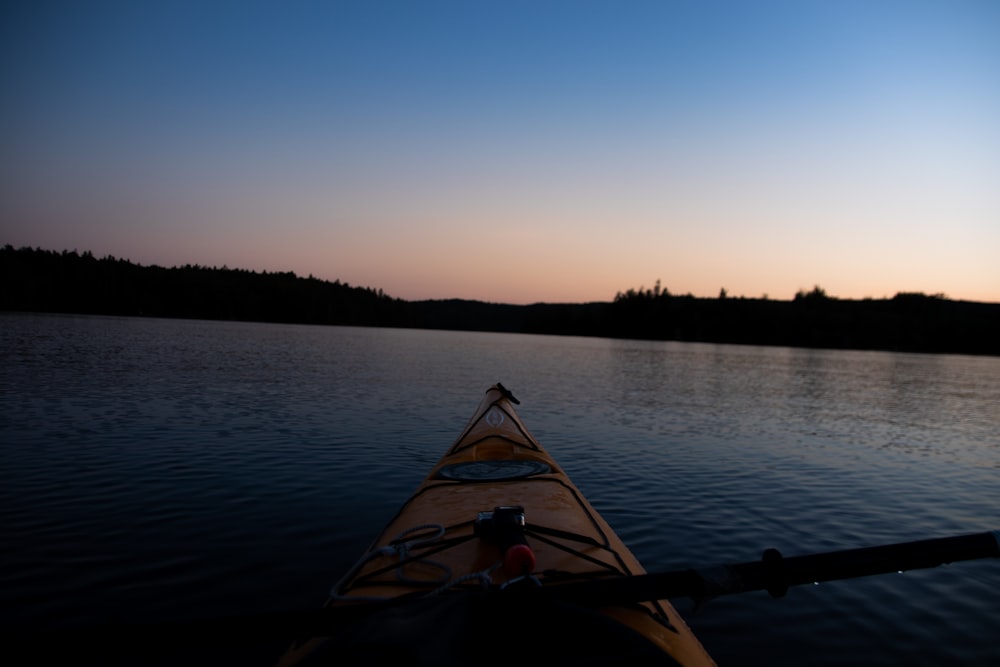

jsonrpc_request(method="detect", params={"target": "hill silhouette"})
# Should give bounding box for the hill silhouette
[3,245,998,356]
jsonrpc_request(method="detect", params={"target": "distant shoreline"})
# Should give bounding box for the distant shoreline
[3,245,999,357]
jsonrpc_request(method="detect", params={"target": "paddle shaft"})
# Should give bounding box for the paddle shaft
[538,530,1000,606]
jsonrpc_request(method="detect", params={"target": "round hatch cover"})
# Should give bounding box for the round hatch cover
[436,460,552,481]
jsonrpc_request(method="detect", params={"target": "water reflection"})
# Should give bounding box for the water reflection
[2,314,998,666]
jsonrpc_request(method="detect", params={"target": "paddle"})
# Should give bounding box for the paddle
[9,530,998,655]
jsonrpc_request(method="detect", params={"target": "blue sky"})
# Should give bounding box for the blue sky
[2,1,998,303]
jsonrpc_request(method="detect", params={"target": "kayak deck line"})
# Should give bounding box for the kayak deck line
[277,384,718,666]
[337,516,657,599]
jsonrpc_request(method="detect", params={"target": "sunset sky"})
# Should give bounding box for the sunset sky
[2,1,998,304]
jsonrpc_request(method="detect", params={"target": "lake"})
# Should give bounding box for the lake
[1,312,998,665]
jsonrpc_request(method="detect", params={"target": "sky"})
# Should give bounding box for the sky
[2,1,998,305]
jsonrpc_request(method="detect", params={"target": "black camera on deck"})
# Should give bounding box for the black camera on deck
[474,505,527,540]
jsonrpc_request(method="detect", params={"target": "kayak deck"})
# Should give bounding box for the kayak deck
[278,384,715,666]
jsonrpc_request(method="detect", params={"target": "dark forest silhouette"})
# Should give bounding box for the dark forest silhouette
[3,245,998,356]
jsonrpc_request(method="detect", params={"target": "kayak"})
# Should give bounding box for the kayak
[276,383,717,666]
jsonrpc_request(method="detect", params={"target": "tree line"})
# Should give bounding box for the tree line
[3,245,998,356]
[0,246,408,327]
[604,283,999,356]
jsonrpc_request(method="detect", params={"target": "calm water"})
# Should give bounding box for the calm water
[2,313,998,665]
